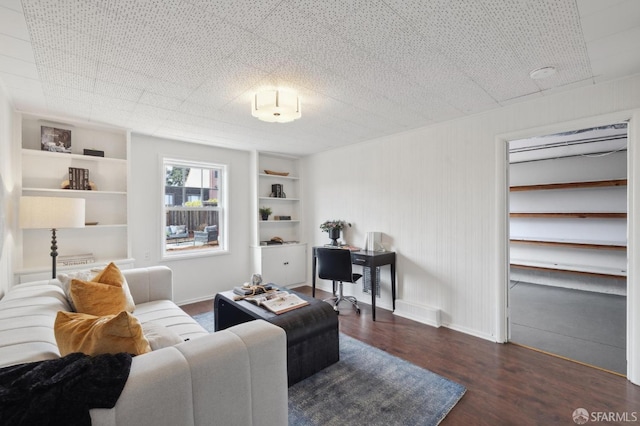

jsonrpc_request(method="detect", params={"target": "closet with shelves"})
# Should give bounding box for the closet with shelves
[251,152,306,286]
[17,114,132,282]
[509,156,627,288]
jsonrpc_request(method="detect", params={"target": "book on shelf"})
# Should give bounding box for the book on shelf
[244,291,309,314]
[68,167,89,190]
[57,253,95,267]
[270,183,286,198]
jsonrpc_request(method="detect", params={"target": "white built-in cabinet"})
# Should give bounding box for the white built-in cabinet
[250,152,306,286]
[17,114,132,282]
[253,244,307,286]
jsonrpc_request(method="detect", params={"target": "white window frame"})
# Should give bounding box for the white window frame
[161,157,228,259]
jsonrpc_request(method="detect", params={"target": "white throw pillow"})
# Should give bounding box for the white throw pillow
[142,322,185,351]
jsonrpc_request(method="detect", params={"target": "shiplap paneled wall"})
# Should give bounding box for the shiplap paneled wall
[303,74,640,346]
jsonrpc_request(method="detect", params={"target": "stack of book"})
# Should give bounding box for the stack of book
[57,253,95,267]
[68,167,89,190]
[270,184,285,198]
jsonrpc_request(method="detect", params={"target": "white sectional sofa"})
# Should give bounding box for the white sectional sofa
[0,266,288,426]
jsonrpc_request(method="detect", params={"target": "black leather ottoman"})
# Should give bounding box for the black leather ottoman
[214,289,339,386]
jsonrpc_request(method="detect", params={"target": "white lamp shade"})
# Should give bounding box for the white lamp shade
[20,196,85,229]
[251,90,301,123]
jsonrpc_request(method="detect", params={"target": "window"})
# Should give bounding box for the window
[163,158,227,257]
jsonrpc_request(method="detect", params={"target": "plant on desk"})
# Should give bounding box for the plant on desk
[320,220,351,246]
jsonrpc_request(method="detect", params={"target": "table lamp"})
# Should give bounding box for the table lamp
[20,196,85,278]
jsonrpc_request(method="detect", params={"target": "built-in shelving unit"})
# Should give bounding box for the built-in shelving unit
[509,176,627,283]
[17,114,132,282]
[251,152,306,286]
[255,158,302,244]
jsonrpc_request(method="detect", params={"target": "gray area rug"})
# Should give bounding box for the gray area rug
[192,311,216,332]
[192,312,466,426]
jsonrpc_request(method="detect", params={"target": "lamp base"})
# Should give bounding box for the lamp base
[50,228,58,279]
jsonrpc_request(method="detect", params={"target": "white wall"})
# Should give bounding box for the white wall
[0,85,16,297]
[302,74,640,347]
[129,134,252,304]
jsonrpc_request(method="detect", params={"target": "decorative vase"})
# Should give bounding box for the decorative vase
[328,228,340,246]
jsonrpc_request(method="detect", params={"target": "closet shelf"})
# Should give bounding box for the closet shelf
[510,261,626,279]
[510,239,626,250]
[510,212,626,219]
[510,179,627,192]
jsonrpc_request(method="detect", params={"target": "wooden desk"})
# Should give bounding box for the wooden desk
[312,247,396,321]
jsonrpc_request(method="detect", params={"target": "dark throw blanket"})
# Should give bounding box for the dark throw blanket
[0,352,132,426]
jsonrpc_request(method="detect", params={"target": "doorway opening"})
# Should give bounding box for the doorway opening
[507,122,628,375]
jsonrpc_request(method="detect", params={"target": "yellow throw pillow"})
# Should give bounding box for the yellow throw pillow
[54,311,151,357]
[57,269,98,311]
[92,262,136,312]
[69,262,136,316]
[70,279,128,316]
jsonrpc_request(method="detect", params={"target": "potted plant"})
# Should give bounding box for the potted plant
[259,206,272,221]
[203,198,218,206]
[320,220,351,246]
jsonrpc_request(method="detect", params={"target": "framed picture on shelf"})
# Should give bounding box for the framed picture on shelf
[41,126,72,153]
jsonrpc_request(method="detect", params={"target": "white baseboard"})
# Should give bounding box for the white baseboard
[394,300,498,342]
[394,299,441,328]
[176,294,216,307]
[444,323,498,343]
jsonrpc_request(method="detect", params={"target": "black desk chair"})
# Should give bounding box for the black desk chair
[316,247,362,315]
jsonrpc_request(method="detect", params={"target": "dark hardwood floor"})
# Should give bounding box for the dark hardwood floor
[181,286,640,425]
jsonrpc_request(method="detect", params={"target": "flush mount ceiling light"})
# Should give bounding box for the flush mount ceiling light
[529,66,557,80]
[251,90,301,123]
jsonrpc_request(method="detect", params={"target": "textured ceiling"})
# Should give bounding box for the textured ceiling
[0,0,639,156]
